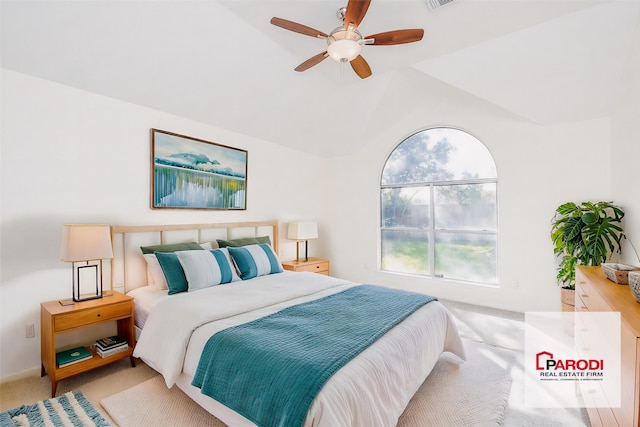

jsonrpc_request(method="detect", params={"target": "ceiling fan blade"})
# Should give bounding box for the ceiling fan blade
[365,29,425,45]
[350,55,372,79]
[295,52,329,72]
[270,17,328,38]
[344,0,371,30]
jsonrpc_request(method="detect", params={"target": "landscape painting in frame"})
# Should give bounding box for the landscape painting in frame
[151,129,247,210]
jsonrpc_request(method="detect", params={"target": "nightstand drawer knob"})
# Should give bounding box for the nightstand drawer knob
[97,314,101,317]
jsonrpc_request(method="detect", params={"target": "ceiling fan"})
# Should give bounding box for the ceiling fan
[270,0,424,79]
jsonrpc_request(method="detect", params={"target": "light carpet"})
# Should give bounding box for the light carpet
[101,339,514,426]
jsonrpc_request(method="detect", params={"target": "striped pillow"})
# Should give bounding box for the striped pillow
[176,248,240,291]
[228,244,283,280]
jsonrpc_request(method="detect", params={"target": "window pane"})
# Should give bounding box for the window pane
[381,229,430,275]
[434,183,497,230]
[381,187,430,228]
[434,232,497,284]
[381,127,497,185]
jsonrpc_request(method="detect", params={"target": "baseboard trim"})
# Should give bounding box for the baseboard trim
[0,366,41,384]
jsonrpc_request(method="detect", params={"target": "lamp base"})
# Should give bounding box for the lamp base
[295,240,310,263]
[73,294,102,303]
[72,261,103,302]
[59,299,75,306]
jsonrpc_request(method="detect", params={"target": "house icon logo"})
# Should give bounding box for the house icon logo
[536,351,553,370]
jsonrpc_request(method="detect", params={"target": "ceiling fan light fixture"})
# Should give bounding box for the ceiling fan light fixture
[327,27,362,62]
[327,39,361,62]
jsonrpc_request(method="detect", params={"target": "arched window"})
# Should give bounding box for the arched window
[380,127,498,285]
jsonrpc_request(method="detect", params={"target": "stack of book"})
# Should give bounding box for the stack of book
[56,346,93,368]
[95,335,128,358]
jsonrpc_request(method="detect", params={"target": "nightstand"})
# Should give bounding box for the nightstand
[282,257,330,275]
[40,291,136,397]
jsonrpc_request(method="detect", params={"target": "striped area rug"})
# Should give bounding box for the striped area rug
[0,390,111,427]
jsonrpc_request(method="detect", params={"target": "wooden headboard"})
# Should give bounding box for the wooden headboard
[110,221,279,294]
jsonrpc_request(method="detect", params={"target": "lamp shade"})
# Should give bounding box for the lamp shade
[60,224,113,262]
[287,222,318,241]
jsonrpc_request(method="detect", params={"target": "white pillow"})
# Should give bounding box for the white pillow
[143,253,168,290]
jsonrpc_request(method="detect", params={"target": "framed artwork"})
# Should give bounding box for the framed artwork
[151,129,247,210]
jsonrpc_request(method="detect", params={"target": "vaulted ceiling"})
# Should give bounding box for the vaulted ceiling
[2,1,639,157]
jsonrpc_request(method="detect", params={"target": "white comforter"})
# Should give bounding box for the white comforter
[133,272,465,427]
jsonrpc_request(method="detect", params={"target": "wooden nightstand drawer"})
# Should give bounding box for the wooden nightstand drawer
[282,258,330,275]
[295,261,329,273]
[54,302,131,332]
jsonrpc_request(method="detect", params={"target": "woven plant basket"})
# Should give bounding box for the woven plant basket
[560,287,575,312]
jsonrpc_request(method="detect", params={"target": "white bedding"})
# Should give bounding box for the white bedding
[127,286,168,329]
[133,271,465,427]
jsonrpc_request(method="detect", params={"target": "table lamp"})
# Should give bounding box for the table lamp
[287,221,318,262]
[60,224,113,305]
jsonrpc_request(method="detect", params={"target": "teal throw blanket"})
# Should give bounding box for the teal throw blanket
[191,284,436,427]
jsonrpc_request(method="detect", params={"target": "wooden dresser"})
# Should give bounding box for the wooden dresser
[575,266,640,427]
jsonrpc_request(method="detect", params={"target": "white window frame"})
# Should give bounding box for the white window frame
[379,127,498,285]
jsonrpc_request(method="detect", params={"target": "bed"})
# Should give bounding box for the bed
[110,221,465,427]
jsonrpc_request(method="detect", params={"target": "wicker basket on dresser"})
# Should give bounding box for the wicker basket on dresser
[575,266,640,427]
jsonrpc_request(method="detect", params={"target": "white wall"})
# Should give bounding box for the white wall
[323,70,613,312]
[0,69,327,380]
[611,20,640,266]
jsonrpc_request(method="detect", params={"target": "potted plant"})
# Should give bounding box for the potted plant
[550,201,625,310]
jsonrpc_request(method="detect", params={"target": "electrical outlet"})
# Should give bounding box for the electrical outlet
[25,323,35,338]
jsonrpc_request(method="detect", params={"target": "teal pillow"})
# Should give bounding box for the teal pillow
[140,242,202,255]
[216,236,271,248]
[228,244,283,280]
[155,252,188,295]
